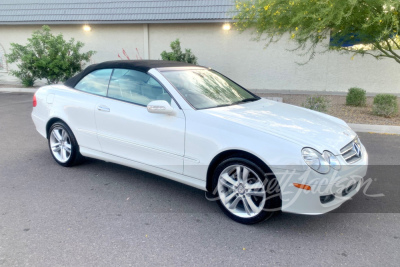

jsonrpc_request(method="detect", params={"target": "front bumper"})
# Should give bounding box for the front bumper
[273,145,368,215]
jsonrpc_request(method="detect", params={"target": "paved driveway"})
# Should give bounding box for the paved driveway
[0,93,399,266]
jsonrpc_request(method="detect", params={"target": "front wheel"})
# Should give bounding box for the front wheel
[48,121,83,167]
[213,158,279,224]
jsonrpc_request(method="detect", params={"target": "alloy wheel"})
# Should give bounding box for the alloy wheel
[49,127,72,163]
[217,164,267,218]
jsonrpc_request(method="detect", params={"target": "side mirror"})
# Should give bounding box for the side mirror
[147,100,176,115]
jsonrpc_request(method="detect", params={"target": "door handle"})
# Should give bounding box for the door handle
[97,105,110,112]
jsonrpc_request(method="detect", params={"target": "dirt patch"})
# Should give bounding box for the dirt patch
[258,93,400,126]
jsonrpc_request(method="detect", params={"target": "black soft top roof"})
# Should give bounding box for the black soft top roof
[64,60,200,88]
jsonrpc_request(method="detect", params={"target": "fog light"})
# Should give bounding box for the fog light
[320,194,335,204]
[342,182,359,197]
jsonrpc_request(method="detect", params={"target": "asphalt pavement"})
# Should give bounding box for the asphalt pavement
[0,92,399,266]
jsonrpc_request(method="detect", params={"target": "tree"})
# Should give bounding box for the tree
[6,25,95,86]
[234,0,400,63]
[161,39,198,64]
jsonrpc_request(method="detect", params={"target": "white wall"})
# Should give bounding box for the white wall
[1,23,400,93]
[149,23,400,94]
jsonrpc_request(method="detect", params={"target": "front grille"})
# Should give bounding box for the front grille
[340,137,362,164]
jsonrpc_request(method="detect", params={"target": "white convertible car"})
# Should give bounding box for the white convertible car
[32,60,368,224]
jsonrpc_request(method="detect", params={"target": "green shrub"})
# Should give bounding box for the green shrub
[372,94,399,118]
[346,87,367,106]
[161,39,198,64]
[302,95,329,113]
[6,25,95,86]
[9,69,35,87]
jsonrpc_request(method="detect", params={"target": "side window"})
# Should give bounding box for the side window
[75,69,112,96]
[108,69,171,106]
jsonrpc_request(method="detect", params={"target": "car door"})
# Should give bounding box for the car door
[62,68,113,152]
[94,68,185,174]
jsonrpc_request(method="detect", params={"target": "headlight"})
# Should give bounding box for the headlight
[302,148,330,174]
[322,151,341,171]
[302,148,341,173]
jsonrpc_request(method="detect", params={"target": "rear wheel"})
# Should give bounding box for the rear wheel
[213,157,279,224]
[48,121,83,167]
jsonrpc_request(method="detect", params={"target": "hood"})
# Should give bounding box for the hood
[201,99,356,155]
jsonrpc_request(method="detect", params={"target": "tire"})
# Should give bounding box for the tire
[48,121,83,167]
[212,157,280,224]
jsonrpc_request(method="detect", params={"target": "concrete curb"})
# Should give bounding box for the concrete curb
[0,88,38,93]
[1,88,399,134]
[348,123,400,135]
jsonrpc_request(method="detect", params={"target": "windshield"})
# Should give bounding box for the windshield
[161,69,260,109]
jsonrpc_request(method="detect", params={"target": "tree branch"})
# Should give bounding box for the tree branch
[362,51,386,59]
[375,42,400,63]
[384,40,400,59]
[389,37,400,50]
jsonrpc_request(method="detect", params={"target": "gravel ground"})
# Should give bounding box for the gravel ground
[258,93,400,126]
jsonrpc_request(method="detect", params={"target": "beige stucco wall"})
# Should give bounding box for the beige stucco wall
[149,23,400,94]
[1,23,400,93]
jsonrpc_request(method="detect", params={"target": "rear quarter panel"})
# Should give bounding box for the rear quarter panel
[31,86,54,138]
[48,85,101,151]
[32,85,101,151]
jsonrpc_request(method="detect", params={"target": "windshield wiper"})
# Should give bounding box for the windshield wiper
[213,103,233,108]
[234,98,260,104]
[208,98,260,109]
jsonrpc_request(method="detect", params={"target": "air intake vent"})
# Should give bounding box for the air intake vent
[340,137,362,164]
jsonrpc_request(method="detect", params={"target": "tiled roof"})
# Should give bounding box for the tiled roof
[0,0,236,24]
